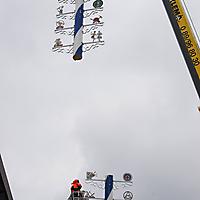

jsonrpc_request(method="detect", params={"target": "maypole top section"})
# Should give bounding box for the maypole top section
[52,0,104,61]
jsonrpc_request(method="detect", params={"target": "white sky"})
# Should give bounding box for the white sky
[0,0,200,200]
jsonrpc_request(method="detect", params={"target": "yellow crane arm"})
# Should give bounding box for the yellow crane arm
[162,0,200,101]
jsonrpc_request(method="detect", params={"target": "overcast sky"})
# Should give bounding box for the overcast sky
[0,0,200,200]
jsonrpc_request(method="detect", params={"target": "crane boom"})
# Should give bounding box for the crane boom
[162,0,200,100]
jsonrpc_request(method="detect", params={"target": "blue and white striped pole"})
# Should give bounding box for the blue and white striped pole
[105,175,113,200]
[73,0,84,60]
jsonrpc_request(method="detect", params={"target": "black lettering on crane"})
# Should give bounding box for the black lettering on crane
[169,0,182,21]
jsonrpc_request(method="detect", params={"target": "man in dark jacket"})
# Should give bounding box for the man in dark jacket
[71,179,82,198]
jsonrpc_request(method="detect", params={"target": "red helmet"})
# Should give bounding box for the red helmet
[72,179,79,184]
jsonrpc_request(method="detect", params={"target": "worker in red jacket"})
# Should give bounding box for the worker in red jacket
[71,179,82,198]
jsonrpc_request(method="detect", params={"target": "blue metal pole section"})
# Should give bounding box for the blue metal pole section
[105,175,113,200]
[73,0,84,61]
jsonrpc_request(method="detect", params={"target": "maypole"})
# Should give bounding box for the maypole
[85,172,134,200]
[52,0,105,61]
[73,0,84,60]
[105,175,113,200]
